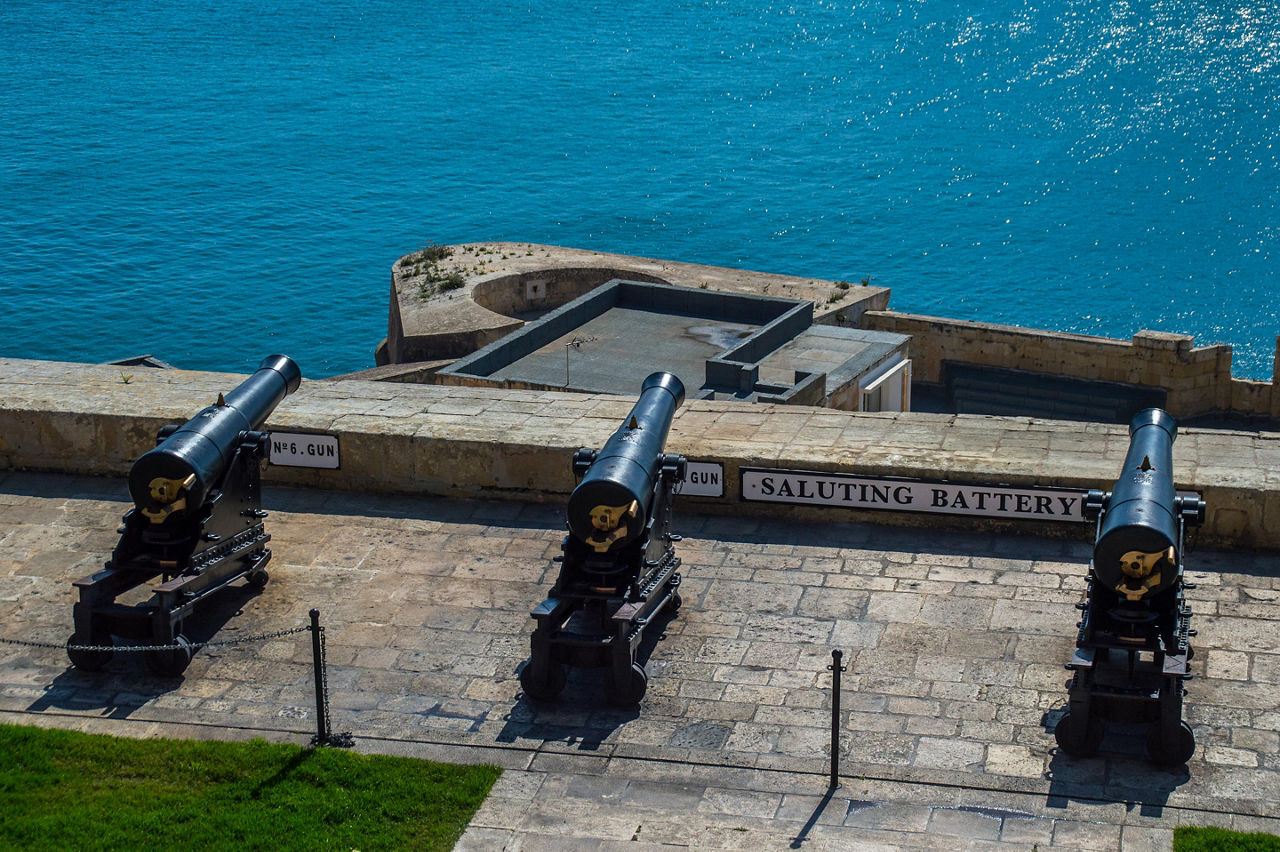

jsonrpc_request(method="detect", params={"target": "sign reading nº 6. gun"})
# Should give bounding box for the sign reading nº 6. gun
[269,432,340,469]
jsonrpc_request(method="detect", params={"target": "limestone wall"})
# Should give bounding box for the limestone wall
[2,358,1276,552]
[863,311,1280,419]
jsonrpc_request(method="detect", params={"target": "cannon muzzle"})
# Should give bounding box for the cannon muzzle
[1092,408,1185,600]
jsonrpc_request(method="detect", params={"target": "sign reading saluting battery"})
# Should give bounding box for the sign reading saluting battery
[269,432,340,468]
[741,467,1089,522]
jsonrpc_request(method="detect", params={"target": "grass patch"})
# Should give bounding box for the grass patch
[0,724,500,852]
[1175,826,1280,851]
[397,242,470,298]
[437,271,466,291]
[398,242,453,267]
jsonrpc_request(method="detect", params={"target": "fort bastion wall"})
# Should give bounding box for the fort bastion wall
[380,243,1279,423]
[862,311,1280,420]
[378,243,890,366]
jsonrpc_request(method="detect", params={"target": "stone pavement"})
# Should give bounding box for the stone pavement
[2,471,1280,850]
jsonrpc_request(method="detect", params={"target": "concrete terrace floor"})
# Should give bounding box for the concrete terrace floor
[2,472,1280,850]
[488,306,759,395]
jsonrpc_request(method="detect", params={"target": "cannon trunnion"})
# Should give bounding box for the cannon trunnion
[521,372,687,707]
[1055,409,1205,765]
[67,355,302,677]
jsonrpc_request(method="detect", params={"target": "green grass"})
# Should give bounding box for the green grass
[1175,826,1280,851]
[437,271,466,291]
[0,724,501,852]
[398,242,453,267]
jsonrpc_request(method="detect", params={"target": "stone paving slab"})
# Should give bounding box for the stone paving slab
[2,471,1280,849]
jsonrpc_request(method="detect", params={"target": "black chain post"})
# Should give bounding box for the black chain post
[828,648,846,789]
[309,608,328,746]
[308,608,354,748]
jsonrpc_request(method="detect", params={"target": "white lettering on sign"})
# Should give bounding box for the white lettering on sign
[269,432,340,469]
[740,467,1089,523]
[674,462,724,498]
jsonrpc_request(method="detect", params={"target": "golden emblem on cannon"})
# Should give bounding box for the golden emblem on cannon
[1115,546,1175,602]
[140,473,197,523]
[585,500,639,553]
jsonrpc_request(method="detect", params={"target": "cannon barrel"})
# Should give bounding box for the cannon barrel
[1092,408,1180,597]
[127,355,302,517]
[566,372,685,549]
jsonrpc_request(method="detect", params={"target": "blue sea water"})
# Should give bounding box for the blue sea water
[1,0,1276,379]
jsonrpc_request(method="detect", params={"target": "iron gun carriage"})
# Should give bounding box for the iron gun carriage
[521,372,688,706]
[67,355,302,676]
[1055,408,1204,765]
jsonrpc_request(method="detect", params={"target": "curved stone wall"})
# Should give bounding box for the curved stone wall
[470,267,671,318]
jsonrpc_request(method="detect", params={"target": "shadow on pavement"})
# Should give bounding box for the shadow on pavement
[496,606,680,751]
[1042,706,1190,818]
[29,582,264,716]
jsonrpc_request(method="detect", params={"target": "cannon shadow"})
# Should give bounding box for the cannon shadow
[28,581,264,718]
[1040,706,1190,817]
[496,605,680,751]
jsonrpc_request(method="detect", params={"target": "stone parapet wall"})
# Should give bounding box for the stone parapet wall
[1,358,1276,550]
[863,310,1279,419]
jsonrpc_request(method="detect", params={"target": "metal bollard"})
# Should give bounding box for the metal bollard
[310,608,328,746]
[829,648,846,789]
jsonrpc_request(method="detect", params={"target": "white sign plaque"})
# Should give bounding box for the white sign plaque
[741,467,1088,523]
[675,461,725,498]
[269,432,340,469]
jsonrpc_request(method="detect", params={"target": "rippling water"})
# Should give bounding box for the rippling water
[1,0,1276,378]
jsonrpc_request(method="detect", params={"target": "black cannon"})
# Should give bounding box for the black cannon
[520,372,688,706]
[1055,408,1205,765]
[67,355,302,676]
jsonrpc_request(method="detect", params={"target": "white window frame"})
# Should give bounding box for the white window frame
[860,356,912,412]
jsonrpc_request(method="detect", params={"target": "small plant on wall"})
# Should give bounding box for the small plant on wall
[398,243,453,268]
[400,242,469,300]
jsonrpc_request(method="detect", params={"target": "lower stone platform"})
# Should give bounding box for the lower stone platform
[3,472,1279,849]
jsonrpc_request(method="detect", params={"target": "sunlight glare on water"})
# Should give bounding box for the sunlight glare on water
[0,0,1275,378]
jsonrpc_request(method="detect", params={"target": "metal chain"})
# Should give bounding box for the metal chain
[1,624,310,654]
[319,623,332,728]
[8,617,354,747]
[316,620,354,748]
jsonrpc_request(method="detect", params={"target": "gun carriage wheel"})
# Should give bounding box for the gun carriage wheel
[1053,710,1103,758]
[1146,719,1195,767]
[146,635,193,678]
[246,562,270,589]
[604,663,648,707]
[65,632,113,672]
[519,659,567,702]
